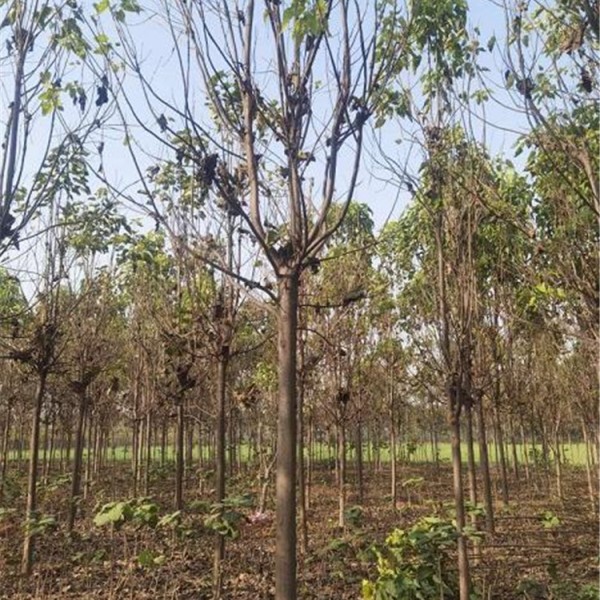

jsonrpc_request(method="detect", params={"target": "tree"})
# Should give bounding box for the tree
[0,0,113,257]
[87,2,408,596]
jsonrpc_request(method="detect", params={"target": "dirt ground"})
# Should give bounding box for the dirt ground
[0,462,597,599]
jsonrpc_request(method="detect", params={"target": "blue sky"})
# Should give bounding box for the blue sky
[94,0,528,226]
[3,0,534,288]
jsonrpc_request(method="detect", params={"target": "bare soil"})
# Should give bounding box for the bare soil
[0,462,597,599]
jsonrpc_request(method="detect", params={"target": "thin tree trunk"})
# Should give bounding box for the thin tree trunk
[356,419,364,504]
[175,398,185,510]
[337,417,346,528]
[493,405,509,505]
[186,420,194,470]
[465,402,477,509]
[132,416,139,498]
[144,411,152,496]
[213,348,228,600]
[520,422,530,484]
[510,419,519,481]
[84,408,93,500]
[68,388,88,533]
[0,401,12,500]
[581,422,597,510]
[41,416,49,487]
[21,372,48,576]
[307,410,313,510]
[297,351,308,554]
[553,425,563,501]
[390,394,397,508]
[161,420,167,467]
[47,415,56,483]
[450,407,470,600]
[476,394,494,533]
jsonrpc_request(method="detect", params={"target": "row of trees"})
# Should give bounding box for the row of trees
[0,1,597,599]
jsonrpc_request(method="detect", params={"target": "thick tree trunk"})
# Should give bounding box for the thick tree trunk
[275,271,298,600]
[21,372,48,576]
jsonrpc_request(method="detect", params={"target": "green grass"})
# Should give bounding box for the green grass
[6,442,590,466]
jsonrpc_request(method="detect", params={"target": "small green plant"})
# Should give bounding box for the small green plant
[405,441,418,459]
[361,516,461,600]
[1,475,21,503]
[323,536,351,556]
[345,505,364,528]
[137,549,166,568]
[93,500,134,529]
[157,510,181,528]
[539,510,561,529]
[464,502,485,519]
[188,499,212,514]
[132,499,160,528]
[203,493,253,540]
[43,474,71,492]
[93,497,160,530]
[0,507,16,522]
[517,578,548,599]
[24,514,57,537]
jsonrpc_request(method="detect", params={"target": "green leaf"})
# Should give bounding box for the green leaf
[137,549,163,568]
[121,0,140,13]
[93,501,133,528]
[94,0,110,14]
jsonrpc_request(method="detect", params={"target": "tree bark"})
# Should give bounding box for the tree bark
[213,347,229,600]
[21,372,48,576]
[356,419,364,504]
[0,400,12,501]
[581,421,597,511]
[390,392,397,508]
[175,398,185,510]
[297,344,308,554]
[337,416,346,528]
[450,408,470,600]
[67,388,88,533]
[476,394,494,533]
[275,270,298,600]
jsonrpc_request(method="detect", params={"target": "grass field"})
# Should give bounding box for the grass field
[6,441,591,466]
